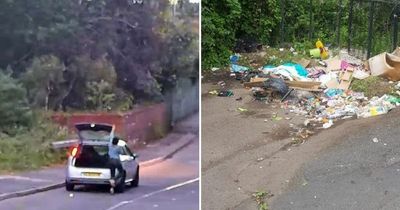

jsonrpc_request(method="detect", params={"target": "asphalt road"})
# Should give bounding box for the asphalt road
[271,108,400,210]
[0,136,199,210]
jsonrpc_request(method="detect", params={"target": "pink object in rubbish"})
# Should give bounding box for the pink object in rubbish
[341,61,349,70]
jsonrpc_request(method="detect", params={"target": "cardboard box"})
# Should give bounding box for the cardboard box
[369,52,400,81]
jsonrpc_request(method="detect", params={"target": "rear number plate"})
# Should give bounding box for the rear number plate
[82,172,101,177]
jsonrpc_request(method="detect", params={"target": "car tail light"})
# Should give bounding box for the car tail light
[69,145,80,158]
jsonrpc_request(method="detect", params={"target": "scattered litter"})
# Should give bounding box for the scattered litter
[217,81,226,86]
[304,119,310,126]
[230,54,250,73]
[237,107,248,112]
[218,90,234,97]
[271,114,282,121]
[353,69,370,80]
[216,47,400,144]
[372,137,379,143]
[211,67,220,72]
[322,120,333,129]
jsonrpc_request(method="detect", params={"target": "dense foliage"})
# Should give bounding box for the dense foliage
[202,0,399,69]
[0,71,32,133]
[0,0,198,112]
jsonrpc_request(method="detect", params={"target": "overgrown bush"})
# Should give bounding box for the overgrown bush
[0,112,68,172]
[0,71,32,134]
[202,0,241,69]
[202,0,397,70]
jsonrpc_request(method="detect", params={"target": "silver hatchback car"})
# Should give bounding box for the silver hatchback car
[65,123,139,193]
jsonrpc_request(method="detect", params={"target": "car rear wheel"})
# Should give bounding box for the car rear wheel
[131,166,139,187]
[65,181,74,191]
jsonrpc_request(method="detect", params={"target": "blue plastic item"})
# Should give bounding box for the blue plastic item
[231,64,249,73]
[282,63,308,77]
[324,89,344,98]
[262,65,276,69]
[230,55,240,64]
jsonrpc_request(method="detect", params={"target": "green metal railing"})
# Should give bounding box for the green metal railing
[279,0,400,59]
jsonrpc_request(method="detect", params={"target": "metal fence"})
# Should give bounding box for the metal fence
[279,0,400,59]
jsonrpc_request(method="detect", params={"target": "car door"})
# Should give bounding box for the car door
[124,146,138,179]
[120,146,135,179]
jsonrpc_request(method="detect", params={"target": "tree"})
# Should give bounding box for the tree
[0,71,32,133]
[0,0,199,109]
[21,55,65,110]
[86,80,116,111]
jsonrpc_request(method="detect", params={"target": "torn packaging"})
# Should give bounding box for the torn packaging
[369,52,400,81]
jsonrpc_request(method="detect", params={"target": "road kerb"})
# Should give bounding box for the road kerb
[139,133,196,167]
[0,182,65,201]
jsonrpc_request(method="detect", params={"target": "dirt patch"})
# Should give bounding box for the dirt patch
[239,110,257,117]
[264,125,292,141]
[202,70,241,89]
[254,113,272,119]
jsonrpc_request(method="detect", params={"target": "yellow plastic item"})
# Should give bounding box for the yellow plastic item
[316,39,324,49]
[315,39,329,59]
[310,48,321,58]
[370,107,378,116]
[321,50,329,59]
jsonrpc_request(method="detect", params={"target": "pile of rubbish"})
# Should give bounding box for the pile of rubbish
[228,40,400,129]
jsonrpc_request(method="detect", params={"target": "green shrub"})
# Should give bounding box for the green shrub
[0,71,32,134]
[0,112,67,173]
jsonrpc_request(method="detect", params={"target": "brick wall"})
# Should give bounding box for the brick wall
[52,103,169,147]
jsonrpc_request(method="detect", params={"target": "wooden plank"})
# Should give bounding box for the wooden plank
[244,81,265,88]
[341,71,353,81]
[244,80,322,91]
[250,77,267,82]
[290,87,323,92]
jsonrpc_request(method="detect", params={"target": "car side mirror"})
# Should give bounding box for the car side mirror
[132,153,138,159]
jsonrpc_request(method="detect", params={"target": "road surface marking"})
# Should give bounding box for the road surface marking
[105,177,199,210]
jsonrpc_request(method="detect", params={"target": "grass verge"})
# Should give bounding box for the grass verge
[0,112,68,173]
[351,76,394,98]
